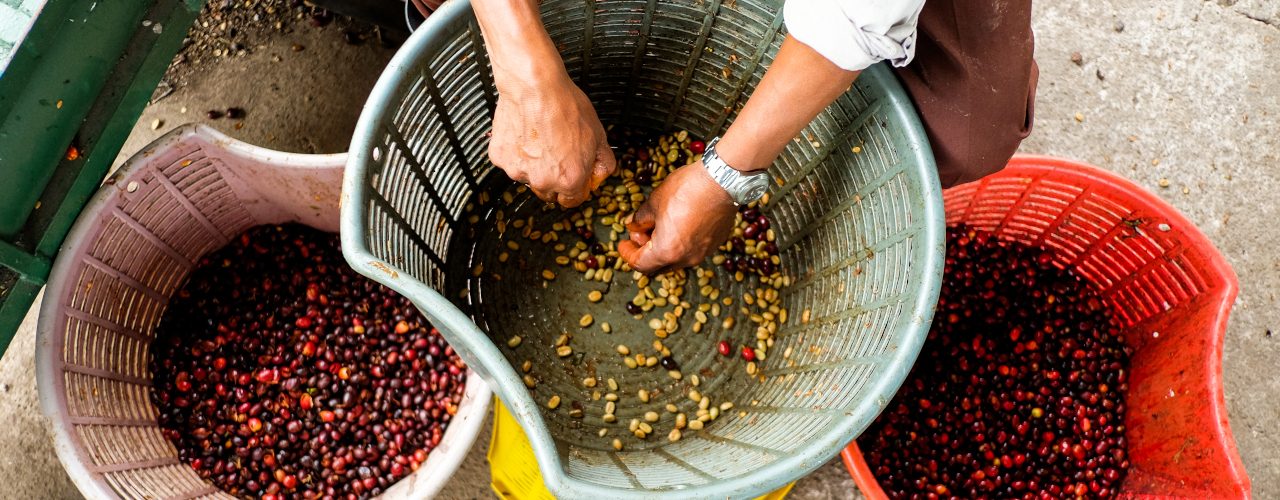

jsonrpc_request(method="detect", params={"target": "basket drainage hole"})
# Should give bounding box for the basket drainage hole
[372,147,382,162]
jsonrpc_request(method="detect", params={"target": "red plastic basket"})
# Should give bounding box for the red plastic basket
[840,155,1250,498]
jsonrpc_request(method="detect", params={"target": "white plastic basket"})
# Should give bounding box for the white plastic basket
[35,124,491,499]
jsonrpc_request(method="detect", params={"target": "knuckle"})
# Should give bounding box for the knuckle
[562,166,588,185]
[668,239,692,258]
[558,181,587,198]
[488,146,513,168]
[529,184,555,199]
[527,173,553,191]
[685,250,709,268]
[655,243,686,265]
[498,165,525,183]
[560,194,584,208]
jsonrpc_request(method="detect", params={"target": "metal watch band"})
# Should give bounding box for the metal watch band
[701,137,770,205]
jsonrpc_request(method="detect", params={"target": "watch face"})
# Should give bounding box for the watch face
[745,182,768,202]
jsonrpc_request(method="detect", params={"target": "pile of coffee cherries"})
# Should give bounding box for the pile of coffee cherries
[858,226,1131,499]
[150,224,466,499]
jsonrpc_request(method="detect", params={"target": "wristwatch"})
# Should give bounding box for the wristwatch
[700,137,770,205]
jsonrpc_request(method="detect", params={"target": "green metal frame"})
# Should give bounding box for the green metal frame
[0,0,203,354]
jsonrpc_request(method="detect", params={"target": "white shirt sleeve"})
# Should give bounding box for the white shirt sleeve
[783,0,926,72]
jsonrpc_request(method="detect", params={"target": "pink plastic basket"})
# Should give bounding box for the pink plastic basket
[35,124,491,499]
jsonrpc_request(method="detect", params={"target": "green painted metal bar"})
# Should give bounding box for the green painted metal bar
[0,0,203,351]
[32,0,202,257]
[0,276,40,354]
[2,0,156,237]
[0,239,49,281]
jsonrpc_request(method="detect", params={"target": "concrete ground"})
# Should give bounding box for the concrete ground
[2,0,1275,497]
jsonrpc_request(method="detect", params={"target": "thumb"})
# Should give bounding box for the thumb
[626,200,656,233]
[588,143,617,192]
[618,239,664,274]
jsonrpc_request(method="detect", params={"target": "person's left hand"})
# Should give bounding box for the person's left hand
[618,161,737,274]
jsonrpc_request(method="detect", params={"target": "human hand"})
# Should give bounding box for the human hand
[489,76,616,207]
[474,0,617,206]
[618,161,737,274]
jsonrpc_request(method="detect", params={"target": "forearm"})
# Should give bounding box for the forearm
[473,0,567,94]
[716,35,860,172]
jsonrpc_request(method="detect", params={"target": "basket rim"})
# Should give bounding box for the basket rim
[35,124,493,500]
[340,1,945,497]
[840,153,1249,499]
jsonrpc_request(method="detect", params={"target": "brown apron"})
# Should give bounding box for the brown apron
[894,0,1039,188]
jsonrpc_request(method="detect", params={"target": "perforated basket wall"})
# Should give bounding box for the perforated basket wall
[35,125,492,499]
[342,1,944,498]
[842,155,1250,498]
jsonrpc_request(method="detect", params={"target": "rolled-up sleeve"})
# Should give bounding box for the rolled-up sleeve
[784,0,926,72]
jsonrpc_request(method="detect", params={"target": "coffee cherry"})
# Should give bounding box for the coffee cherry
[858,225,1130,499]
[150,224,467,499]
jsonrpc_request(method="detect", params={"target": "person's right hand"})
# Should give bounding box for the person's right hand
[489,75,616,208]
[618,160,738,275]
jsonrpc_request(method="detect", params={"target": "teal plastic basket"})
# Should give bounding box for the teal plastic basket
[340,1,944,498]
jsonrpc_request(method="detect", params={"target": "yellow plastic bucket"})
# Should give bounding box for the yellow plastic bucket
[488,398,795,499]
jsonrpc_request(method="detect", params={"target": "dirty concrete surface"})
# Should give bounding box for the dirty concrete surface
[2,0,1276,498]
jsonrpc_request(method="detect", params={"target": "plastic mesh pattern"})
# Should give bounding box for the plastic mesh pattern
[942,165,1213,330]
[44,154,245,498]
[343,1,943,497]
[38,126,492,500]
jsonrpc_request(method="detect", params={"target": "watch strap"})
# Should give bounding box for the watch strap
[702,137,770,205]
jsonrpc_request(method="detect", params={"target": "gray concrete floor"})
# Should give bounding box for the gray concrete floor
[2,0,1276,498]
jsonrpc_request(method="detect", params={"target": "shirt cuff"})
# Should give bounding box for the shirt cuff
[783,0,924,72]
